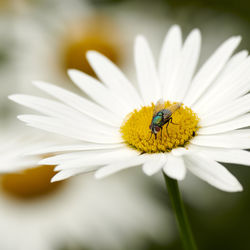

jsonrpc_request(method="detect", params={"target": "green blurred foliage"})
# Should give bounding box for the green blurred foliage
[166,0,250,23]
[147,165,250,250]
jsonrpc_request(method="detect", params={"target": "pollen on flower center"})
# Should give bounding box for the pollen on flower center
[120,101,200,153]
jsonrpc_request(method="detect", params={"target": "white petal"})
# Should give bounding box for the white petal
[218,50,248,78]
[163,155,186,180]
[51,170,76,182]
[41,151,101,165]
[10,94,119,135]
[168,29,201,102]
[51,168,94,182]
[191,131,250,149]
[159,25,182,97]
[193,56,250,116]
[200,93,250,127]
[184,153,243,192]
[19,113,119,137]
[68,69,131,117]
[184,36,241,106]
[198,114,250,135]
[142,154,166,176]
[95,154,147,179]
[188,144,250,166]
[86,51,142,108]
[54,151,137,171]
[26,143,123,155]
[135,35,161,104]
[171,147,190,156]
[32,80,122,125]
[9,94,80,120]
[42,147,137,170]
[18,115,122,144]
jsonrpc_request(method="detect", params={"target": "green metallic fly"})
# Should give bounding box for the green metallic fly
[149,99,182,139]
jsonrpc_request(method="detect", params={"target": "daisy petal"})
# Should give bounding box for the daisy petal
[163,155,186,180]
[185,153,243,192]
[41,151,101,165]
[142,153,166,176]
[9,94,79,120]
[18,115,122,144]
[171,147,189,156]
[18,113,119,137]
[200,93,250,127]
[135,35,161,104]
[67,70,129,116]
[198,114,250,135]
[26,143,123,155]
[42,148,136,170]
[159,25,182,97]
[32,80,123,125]
[9,94,119,135]
[193,56,250,116]
[55,153,139,171]
[188,145,250,166]
[218,50,248,78]
[168,29,201,102]
[95,155,147,179]
[191,131,250,149]
[51,168,93,182]
[184,36,241,106]
[86,51,142,108]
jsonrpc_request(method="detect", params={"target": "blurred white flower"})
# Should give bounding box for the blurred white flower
[12,0,173,93]
[0,14,21,120]
[0,125,173,250]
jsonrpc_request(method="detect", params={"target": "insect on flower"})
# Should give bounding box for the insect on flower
[149,99,182,139]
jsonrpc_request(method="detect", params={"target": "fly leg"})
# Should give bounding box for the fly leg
[160,127,164,143]
[165,121,170,137]
[148,132,152,141]
[169,117,179,125]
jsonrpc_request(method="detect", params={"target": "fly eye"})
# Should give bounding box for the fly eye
[155,127,161,132]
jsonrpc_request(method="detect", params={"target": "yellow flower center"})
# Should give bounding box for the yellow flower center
[0,165,65,201]
[121,101,199,153]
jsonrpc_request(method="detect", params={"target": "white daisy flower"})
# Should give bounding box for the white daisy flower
[0,126,172,250]
[10,25,250,192]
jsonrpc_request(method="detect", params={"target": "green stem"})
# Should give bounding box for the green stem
[163,171,197,250]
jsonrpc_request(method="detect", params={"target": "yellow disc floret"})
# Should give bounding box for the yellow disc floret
[120,101,199,153]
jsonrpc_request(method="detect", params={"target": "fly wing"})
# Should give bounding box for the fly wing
[168,102,182,113]
[153,99,165,116]
[162,109,172,120]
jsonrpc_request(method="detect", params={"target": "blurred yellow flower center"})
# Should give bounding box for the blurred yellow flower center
[0,165,64,201]
[121,101,199,153]
[62,17,122,77]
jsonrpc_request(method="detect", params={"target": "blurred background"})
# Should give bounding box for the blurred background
[1,0,250,249]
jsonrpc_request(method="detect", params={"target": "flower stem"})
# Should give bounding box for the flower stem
[163,171,197,250]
